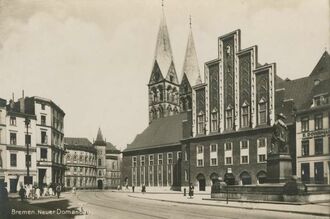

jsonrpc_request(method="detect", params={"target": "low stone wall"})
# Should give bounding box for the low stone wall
[211,183,330,203]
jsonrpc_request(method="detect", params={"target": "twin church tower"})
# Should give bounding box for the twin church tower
[148,8,201,122]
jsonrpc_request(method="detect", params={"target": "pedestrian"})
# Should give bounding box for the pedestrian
[36,187,40,199]
[142,184,146,194]
[189,183,194,198]
[132,185,135,193]
[0,181,10,219]
[72,186,76,195]
[56,184,61,198]
[19,186,26,201]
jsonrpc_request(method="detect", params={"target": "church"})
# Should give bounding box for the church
[122,6,329,191]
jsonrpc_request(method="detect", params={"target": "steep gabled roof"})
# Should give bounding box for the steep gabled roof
[182,28,202,86]
[125,113,187,151]
[310,51,330,76]
[153,9,176,78]
[94,128,106,146]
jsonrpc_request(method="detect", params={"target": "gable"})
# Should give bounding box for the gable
[179,73,192,95]
[165,61,179,84]
[149,60,164,84]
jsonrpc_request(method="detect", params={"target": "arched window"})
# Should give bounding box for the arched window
[197,112,205,134]
[241,101,250,128]
[225,106,233,130]
[211,108,218,132]
[98,158,102,166]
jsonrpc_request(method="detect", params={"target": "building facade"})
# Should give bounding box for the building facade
[64,137,97,189]
[105,141,121,189]
[33,97,66,188]
[122,7,305,192]
[294,52,330,184]
[0,94,65,192]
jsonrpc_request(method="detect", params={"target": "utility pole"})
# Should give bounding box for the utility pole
[25,117,31,184]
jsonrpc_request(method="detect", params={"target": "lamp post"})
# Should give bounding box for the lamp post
[24,117,31,184]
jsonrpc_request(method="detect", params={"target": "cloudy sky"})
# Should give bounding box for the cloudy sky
[0,0,329,150]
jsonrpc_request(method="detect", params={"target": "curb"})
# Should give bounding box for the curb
[128,195,330,217]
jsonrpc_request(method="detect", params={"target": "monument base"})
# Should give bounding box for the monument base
[267,153,292,183]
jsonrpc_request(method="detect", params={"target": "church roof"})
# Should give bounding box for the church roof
[182,28,202,86]
[124,113,187,152]
[310,51,330,77]
[94,128,106,146]
[153,9,175,78]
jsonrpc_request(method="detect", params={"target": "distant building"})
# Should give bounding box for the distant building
[64,137,97,189]
[105,142,121,189]
[0,98,7,183]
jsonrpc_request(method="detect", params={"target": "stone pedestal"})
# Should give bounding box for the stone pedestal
[267,153,292,183]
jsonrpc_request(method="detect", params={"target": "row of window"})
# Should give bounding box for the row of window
[66,153,96,164]
[132,152,181,168]
[10,153,31,167]
[197,102,268,134]
[66,177,96,187]
[132,165,173,187]
[196,138,267,153]
[68,166,97,176]
[196,154,266,167]
[301,113,328,132]
[301,137,329,156]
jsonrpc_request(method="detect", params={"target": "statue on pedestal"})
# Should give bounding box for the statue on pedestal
[270,113,289,154]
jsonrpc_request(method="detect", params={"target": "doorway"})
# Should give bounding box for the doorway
[97,179,103,189]
[314,162,324,184]
[10,178,18,193]
[301,163,310,183]
[196,174,205,191]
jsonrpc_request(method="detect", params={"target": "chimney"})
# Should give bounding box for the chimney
[19,97,25,113]
[12,92,14,101]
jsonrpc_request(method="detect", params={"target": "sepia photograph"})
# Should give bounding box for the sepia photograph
[0,0,329,218]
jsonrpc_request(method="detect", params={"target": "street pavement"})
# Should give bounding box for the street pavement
[5,190,330,219]
[73,191,329,219]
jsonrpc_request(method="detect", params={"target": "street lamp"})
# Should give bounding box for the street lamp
[24,117,31,185]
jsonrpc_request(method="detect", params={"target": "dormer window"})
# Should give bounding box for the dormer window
[170,75,174,82]
[313,94,329,107]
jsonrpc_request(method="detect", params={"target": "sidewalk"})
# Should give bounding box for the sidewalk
[128,192,330,217]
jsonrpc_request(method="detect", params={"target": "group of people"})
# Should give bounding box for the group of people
[19,183,62,201]
[123,184,146,193]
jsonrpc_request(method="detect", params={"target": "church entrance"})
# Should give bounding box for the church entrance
[97,180,103,189]
[197,174,205,191]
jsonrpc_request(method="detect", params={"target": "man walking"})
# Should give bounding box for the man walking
[56,184,61,198]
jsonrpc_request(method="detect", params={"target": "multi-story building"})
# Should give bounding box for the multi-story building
[0,94,65,192]
[0,98,6,182]
[64,137,97,189]
[122,7,299,192]
[4,96,38,192]
[33,97,66,187]
[293,51,330,184]
[105,142,121,189]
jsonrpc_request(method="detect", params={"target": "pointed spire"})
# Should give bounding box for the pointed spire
[153,2,175,78]
[94,127,106,146]
[182,19,202,86]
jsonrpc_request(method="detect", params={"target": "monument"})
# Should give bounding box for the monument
[267,113,293,183]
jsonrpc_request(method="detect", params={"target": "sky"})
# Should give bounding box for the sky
[0,0,329,151]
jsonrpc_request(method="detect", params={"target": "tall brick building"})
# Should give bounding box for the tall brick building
[122,8,329,191]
